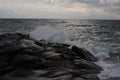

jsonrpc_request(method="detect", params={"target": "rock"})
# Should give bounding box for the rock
[74,77,86,80]
[42,51,61,60]
[37,39,49,46]
[52,74,72,80]
[74,59,103,73]
[11,54,42,70]
[0,77,8,80]
[39,70,70,78]
[6,69,34,77]
[71,46,97,62]
[51,45,76,60]
[81,74,100,80]
[0,33,102,80]
[0,66,14,76]
[0,33,29,40]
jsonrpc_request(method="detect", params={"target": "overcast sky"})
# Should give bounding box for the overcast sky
[0,0,120,19]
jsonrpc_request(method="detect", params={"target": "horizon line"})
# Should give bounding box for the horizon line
[0,18,120,20]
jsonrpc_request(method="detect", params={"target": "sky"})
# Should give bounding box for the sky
[0,0,120,19]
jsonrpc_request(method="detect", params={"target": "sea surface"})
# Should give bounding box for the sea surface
[0,19,120,80]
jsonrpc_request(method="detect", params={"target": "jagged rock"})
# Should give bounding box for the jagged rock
[42,51,61,60]
[0,66,14,76]
[71,46,97,62]
[74,77,86,80]
[11,54,42,70]
[0,33,102,80]
[6,69,34,77]
[0,33,29,40]
[81,74,100,80]
[0,77,8,80]
[39,70,70,78]
[51,74,72,80]
[74,59,103,72]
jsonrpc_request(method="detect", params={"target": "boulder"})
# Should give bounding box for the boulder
[71,46,97,62]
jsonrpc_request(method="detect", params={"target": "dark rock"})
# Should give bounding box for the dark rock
[0,66,14,75]
[0,33,102,80]
[7,69,34,77]
[52,74,72,80]
[42,51,61,60]
[11,54,42,70]
[81,74,100,80]
[72,69,101,76]
[39,70,70,78]
[0,77,8,80]
[71,46,97,62]
[74,59,103,72]
[74,77,86,80]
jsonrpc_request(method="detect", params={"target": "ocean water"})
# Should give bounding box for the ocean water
[0,19,120,79]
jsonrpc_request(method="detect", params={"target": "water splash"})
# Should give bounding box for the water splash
[30,25,70,43]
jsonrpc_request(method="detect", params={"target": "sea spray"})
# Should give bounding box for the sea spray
[97,61,120,79]
[30,26,70,43]
[30,26,95,55]
[93,48,120,79]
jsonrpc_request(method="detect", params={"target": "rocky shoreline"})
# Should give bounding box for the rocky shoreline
[0,33,103,80]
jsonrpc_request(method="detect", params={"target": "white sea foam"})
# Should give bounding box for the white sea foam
[92,48,120,79]
[96,61,120,79]
[95,52,110,61]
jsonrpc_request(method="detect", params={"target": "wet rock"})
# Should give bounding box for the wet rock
[0,77,8,80]
[81,74,100,80]
[74,77,86,80]
[0,33,102,80]
[0,66,14,76]
[6,69,34,77]
[52,74,72,80]
[39,70,70,78]
[0,33,29,40]
[11,54,42,70]
[42,51,61,60]
[74,59,103,72]
[71,46,97,62]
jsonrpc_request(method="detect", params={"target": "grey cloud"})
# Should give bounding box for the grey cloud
[71,0,120,16]
[71,0,95,2]
[105,7,120,14]
[71,0,100,5]
[0,9,19,18]
[71,0,120,7]
[0,0,120,19]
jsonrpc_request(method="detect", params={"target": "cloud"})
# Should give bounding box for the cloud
[70,0,120,18]
[0,0,120,19]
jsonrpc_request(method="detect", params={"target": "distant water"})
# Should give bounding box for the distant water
[0,19,120,79]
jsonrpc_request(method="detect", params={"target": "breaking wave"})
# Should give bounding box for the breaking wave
[30,25,70,43]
